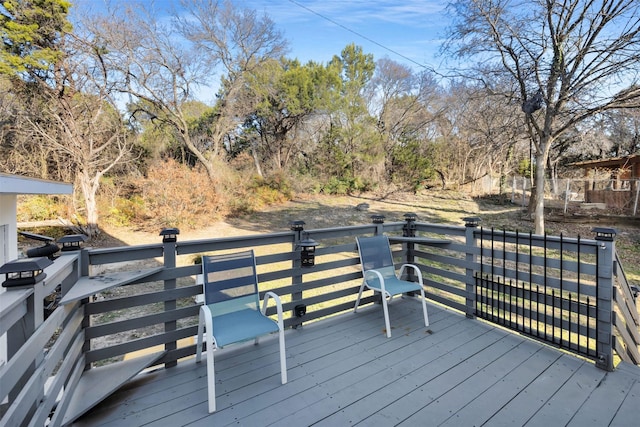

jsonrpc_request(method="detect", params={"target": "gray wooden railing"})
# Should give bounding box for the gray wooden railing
[612,249,640,364]
[1,217,638,426]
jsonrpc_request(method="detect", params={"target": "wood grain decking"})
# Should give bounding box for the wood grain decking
[72,299,640,426]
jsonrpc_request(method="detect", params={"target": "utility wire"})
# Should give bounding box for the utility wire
[286,0,435,72]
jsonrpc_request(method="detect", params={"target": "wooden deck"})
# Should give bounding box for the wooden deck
[72,300,640,426]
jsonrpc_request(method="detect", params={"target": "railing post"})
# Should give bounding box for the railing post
[371,214,385,235]
[464,217,481,319]
[593,227,616,371]
[79,248,92,370]
[58,240,84,343]
[403,213,417,282]
[160,228,179,368]
[290,220,305,328]
[370,215,386,305]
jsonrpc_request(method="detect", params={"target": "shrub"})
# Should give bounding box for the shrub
[135,159,225,231]
[103,196,146,227]
[320,176,373,195]
[229,173,293,215]
[17,195,72,222]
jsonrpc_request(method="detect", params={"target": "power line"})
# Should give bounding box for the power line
[286,0,434,72]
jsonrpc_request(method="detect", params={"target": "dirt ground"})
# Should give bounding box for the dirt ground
[93,191,640,278]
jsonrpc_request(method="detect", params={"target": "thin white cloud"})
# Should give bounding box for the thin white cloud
[245,0,445,28]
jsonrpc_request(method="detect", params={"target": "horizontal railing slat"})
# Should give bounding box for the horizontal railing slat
[613,288,640,345]
[416,223,467,236]
[175,232,293,256]
[612,312,640,364]
[290,272,362,294]
[425,279,467,299]
[88,244,164,265]
[476,265,597,297]
[475,229,599,250]
[478,247,598,276]
[86,305,199,339]
[0,288,31,336]
[84,284,201,315]
[291,285,361,309]
[85,327,196,363]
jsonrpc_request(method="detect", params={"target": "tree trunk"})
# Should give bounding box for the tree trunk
[251,141,263,178]
[78,171,99,237]
[533,150,547,234]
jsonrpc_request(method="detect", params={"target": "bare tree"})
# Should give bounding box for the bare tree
[22,31,133,236]
[177,0,288,176]
[602,109,640,157]
[370,59,442,148]
[83,1,287,183]
[25,96,130,236]
[366,58,444,188]
[1,3,133,237]
[453,81,525,190]
[445,0,640,233]
[81,2,216,178]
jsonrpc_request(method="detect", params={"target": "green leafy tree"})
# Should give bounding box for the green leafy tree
[390,139,436,192]
[325,44,379,189]
[0,0,72,77]
[244,58,338,176]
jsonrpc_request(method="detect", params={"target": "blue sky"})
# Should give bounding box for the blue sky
[82,0,451,73]
[243,0,450,71]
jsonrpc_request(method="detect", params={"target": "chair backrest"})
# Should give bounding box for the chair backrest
[356,235,397,280]
[201,250,260,316]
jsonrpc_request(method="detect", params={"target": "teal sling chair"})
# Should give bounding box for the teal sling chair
[354,235,429,337]
[195,250,287,413]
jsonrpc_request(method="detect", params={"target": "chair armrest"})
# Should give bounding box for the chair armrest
[262,291,285,330]
[363,269,387,294]
[262,291,283,314]
[399,264,423,284]
[199,304,215,344]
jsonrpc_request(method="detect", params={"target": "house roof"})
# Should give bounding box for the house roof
[570,154,640,169]
[0,173,73,195]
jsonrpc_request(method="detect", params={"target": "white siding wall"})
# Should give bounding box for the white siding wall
[0,195,17,368]
[0,194,18,266]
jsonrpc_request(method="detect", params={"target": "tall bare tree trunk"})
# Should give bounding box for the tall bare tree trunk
[78,170,100,237]
[533,153,546,234]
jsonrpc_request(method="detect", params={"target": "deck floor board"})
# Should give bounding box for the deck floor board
[72,300,640,427]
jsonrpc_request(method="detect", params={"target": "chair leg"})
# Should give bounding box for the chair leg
[354,280,366,313]
[197,306,217,413]
[278,328,287,384]
[419,288,430,328]
[381,292,392,338]
[205,329,216,413]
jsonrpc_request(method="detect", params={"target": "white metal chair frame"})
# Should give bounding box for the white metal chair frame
[195,251,287,413]
[354,235,430,338]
